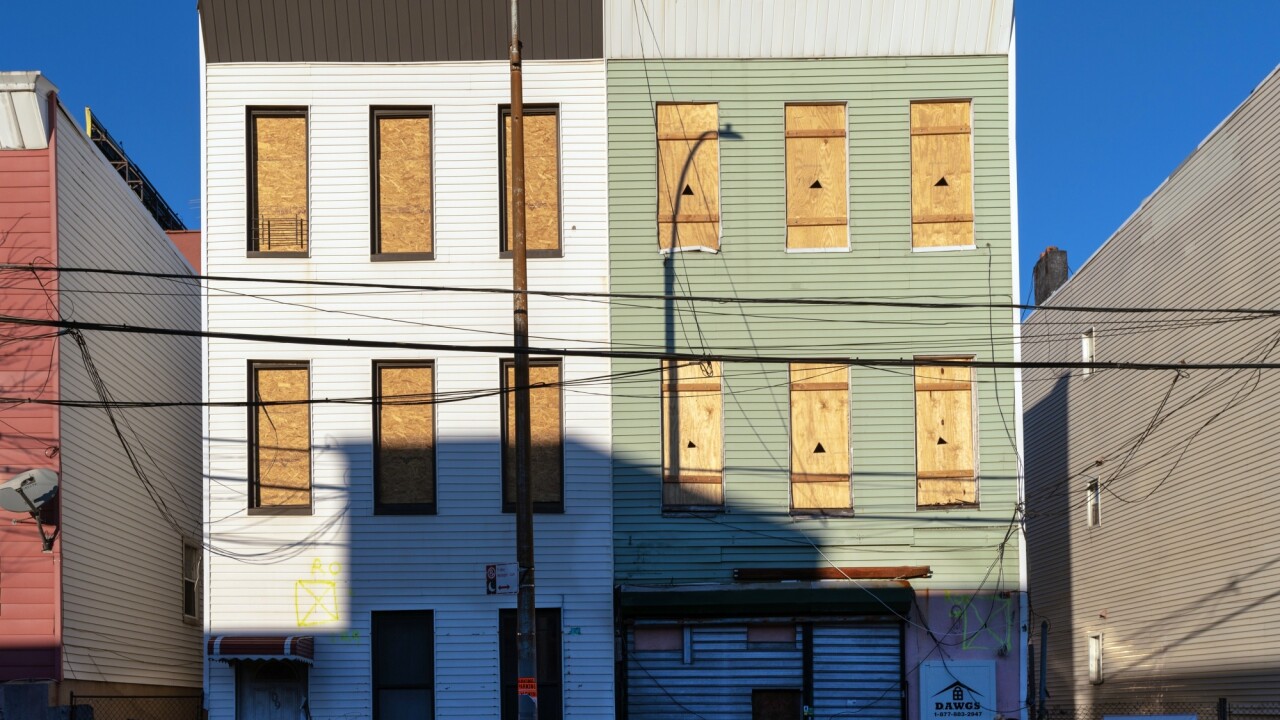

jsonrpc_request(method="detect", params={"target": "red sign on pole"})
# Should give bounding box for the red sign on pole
[518,677,538,700]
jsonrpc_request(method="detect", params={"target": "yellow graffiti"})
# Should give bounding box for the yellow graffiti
[295,559,341,627]
[946,591,1014,651]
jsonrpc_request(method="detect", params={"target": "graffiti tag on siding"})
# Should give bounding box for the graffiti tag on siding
[295,559,341,627]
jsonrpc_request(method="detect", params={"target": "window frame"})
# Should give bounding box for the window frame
[1081,327,1096,378]
[247,360,313,515]
[913,356,979,509]
[1087,632,1104,684]
[1086,478,1101,528]
[655,101,723,254]
[499,358,565,514]
[908,98,976,253]
[660,360,726,513]
[499,607,563,720]
[372,610,435,720]
[788,362,853,515]
[181,540,201,624]
[246,106,310,258]
[498,104,563,259]
[783,101,851,253]
[370,106,436,261]
[373,360,438,515]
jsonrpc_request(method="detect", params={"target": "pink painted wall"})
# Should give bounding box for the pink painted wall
[164,230,201,272]
[0,114,62,682]
[906,590,1025,720]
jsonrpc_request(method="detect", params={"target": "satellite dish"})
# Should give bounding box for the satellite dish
[0,468,59,513]
[0,469,59,551]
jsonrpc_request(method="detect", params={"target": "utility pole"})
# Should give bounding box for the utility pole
[509,1,538,719]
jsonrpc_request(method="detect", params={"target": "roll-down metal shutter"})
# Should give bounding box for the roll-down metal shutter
[628,624,803,719]
[812,623,903,720]
[627,621,901,720]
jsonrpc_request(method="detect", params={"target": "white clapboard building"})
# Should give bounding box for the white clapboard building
[198,2,612,717]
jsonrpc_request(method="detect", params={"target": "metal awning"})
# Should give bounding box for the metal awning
[207,636,314,664]
[618,580,915,620]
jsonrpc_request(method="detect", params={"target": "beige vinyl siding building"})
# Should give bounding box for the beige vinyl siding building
[1023,65,1280,705]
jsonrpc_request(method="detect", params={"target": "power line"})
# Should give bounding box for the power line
[6,263,1280,317]
[4,312,1280,372]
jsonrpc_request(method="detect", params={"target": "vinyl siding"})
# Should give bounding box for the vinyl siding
[1023,67,1280,702]
[608,56,1020,588]
[199,0,604,63]
[0,140,61,681]
[54,108,203,687]
[606,0,1014,59]
[203,60,613,719]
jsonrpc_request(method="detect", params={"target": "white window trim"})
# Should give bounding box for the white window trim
[1088,632,1104,684]
[1082,328,1096,378]
[1086,478,1101,528]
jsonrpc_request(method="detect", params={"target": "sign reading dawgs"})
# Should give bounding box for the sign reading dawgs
[920,660,996,720]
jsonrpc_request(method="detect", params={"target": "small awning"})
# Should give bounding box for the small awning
[207,636,314,664]
[619,580,915,620]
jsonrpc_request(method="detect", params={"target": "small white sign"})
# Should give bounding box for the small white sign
[921,660,997,720]
[486,563,518,595]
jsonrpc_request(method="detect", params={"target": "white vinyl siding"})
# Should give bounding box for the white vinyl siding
[203,60,612,719]
[605,0,1013,59]
[54,108,203,687]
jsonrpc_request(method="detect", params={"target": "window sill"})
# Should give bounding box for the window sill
[915,503,979,511]
[658,245,720,255]
[662,507,725,517]
[499,250,564,260]
[911,244,977,254]
[247,251,310,259]
[502,504,565,515]
[790,508,855,518]
[371,252,435,262]
[247,506,314,516]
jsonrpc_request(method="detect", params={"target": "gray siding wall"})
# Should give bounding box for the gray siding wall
[606,0,1013,59]
[199,0,603,63]
[1023,68,1280,703]
[55,109,203,687]
[608,56,1020,589]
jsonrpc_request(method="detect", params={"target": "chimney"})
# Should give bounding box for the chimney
[1033,247,1068,305]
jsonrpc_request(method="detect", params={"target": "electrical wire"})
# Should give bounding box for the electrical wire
[6,263,1280,317]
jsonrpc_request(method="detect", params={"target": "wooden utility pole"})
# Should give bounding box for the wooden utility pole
[509,1,538,718]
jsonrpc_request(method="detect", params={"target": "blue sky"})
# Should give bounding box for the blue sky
[1,1,1277,297]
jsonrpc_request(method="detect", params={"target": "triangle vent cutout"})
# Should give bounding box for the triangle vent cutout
[813,442,826,454]
[810,179,823,189]
[935,177,949,187]
[937,437,948,445]
[686,440,697,449]
[682,184,695,196]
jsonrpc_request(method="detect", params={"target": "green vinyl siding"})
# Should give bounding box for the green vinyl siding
[609,56,1019,587]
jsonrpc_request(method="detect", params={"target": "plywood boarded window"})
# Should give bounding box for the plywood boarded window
[910,100,973,248]
[374,362,435,514]
[661,360,723,509]
[502,360,563,512]
[372,109,432,257]
[785,104,847,250]
[250,362,311,510]
[657,103,720,252]
[249,108,308,253]
[915,358,976,507]
[501,106,561,256]
[790,363,851,511]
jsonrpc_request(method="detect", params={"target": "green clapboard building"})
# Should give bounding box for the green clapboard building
[604,2,1024,719]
